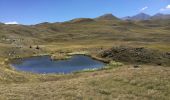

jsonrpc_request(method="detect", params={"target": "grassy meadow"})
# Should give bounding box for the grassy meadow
[0,18,169,99]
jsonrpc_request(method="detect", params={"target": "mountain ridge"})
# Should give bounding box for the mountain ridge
[1,13,170,25]
[95,13,119,20]
[123,13,170,20]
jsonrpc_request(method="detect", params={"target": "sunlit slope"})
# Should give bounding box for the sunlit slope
[0,18,169,44]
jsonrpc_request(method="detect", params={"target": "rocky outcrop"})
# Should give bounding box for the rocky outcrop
[99,47,170,66]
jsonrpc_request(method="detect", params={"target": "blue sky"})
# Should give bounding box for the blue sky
[0,0,170,25]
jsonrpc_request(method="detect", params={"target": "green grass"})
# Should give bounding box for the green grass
[106,61,124,68]
[68,51,89,55]
[74,61,123,73]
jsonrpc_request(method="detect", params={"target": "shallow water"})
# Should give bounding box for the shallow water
[11,55,105,74]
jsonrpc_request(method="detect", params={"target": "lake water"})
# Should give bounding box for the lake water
[11,55,106,74]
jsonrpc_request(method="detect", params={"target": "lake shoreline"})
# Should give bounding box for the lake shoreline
[10,54,107,74]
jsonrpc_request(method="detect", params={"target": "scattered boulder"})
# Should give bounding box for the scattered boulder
[166,52,170,55]
[157,63,162,66]
[36,45,40,50]
[133,65,140,68]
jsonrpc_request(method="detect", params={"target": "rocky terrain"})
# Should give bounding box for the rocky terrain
[100,47,170,66]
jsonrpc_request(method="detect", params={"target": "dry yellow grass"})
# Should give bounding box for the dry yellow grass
[0,65,169,100]
[0,18,169,99]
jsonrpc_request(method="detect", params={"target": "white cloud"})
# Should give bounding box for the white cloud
[140,6,148,11]
[5,21,19,25]
[160,5,170,11]
[166,5,170,9]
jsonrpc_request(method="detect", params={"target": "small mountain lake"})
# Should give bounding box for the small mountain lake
[11,55,106,74]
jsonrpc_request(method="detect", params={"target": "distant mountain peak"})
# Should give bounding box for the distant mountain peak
[151,13,170,20]
[96,13,118,20]
[138,12,149,15]
[134,13,150,17]
[101,13,114,17]
[122,13,151,20]
[153,13,164,16]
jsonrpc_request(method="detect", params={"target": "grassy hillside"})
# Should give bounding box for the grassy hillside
[0,19,170,44]
[0,18,169,58]
[0,65,169,100]
[0,18,169,99]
